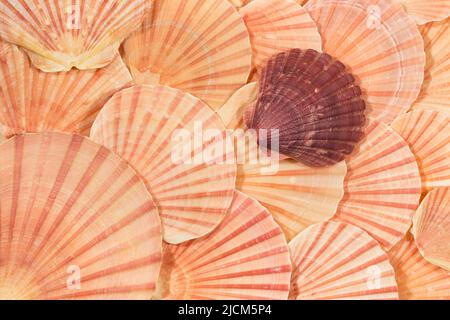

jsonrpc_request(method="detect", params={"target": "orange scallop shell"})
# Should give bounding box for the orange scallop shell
[0,133,162,300]
[394,0,450,25]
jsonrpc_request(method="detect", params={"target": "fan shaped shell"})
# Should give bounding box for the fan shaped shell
[412,187,450,271]
[388,233,450,299]
[155,191,292,300]
[122,0,252,110]
[246,48,366,167]
[289,221,399,300]
[306,0,425,124]
[239,0,322,73]
[91,85,236,244]
[219,86,347,241]
[391,110,450,192]
[333,119,422,250]
[0,0,147,72]
[412,18,450,113]
[394,0,450,25]
[0,40,132,138]
[0,133,162,300]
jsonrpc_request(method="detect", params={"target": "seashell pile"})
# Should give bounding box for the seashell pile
[0,0,448,300]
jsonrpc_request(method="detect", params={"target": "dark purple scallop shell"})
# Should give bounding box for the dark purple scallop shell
[245,48,366,167]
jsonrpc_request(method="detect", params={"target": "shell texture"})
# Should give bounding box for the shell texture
[289,221,399,300]
[412,18,450,113]
[239,0,322,73]
[229,0,252,8]
[0,133,162,300]
[246,48,366,167]
[389,233,450,299]
[394,0,450,25]
[122,0,253,110]
[333,119,422,250]
[391,110,450,192]
[155,191,292,300]
[91,85,236,244]
[0,40,132,138]
[412,187,450,271]
[306,0,425,124]
[0,0,148,72]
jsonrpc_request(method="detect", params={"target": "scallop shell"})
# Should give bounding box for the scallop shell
[333,119,422,250]
[239,0,322,73]
[90,85,236,244]
[394,0,450,25]
[412,18,450,113]
[412,187,450,271]
[306,0,425,124]
[0,40,132,138]
[246,48,366,167]
[0,0,147,72]
[289,221,399,300]
[122,0,252,110]
[0,133,162,300]
[391,110,450,192]
[389,233,450,299]
[219,85,347,241]
[155,191,292,300]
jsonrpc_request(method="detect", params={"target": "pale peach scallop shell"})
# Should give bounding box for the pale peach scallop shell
[0,133,162,300]
[239,0,322,74]
[412,18,450,113]
[394,0,450,25]
[91,85,236,244]
[219,84,347,241]
[0,0,147,72]
[122,0,253,110]
[391,110,450,192]
[388,233,450,300]
[155,191,292,300]
[306,0,425,124]
[289,221,399,300]
[412,187,450,271]
[0,40,132,139]
[333,119,422,250]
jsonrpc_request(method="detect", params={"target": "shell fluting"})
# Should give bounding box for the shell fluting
[0,133,162,300]
[155,191,292,300]
[394,0,450,25]
[0,40,132,138]
[246,48,366,167]
[412,187,450,271]
[122,0,253,110]
[388,233,450,300]
[90,85,237,244]
[289,221,399,300]
[0,0,147,72]
[239,0,322,73]
[391,110,450,192]
[306,0,425,124]
[333,119,422,250]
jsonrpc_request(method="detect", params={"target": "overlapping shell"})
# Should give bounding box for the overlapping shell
[91,85,236,244]
[0,133,162,300]
[289,221,399,300]
[412,187,450,271]
[219,85,347,240]
[239,0,322,73]
[0,40,132,138]
[412,18,450,113]
[389,233,450,300]
[333,119,422,250]
[391,110,450,192]
[155,191,292,300]
[394,0,450,25]
[122,0,252,110]
[306,0,425,123]
[245,48,366,167]
[0,0,147,72]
